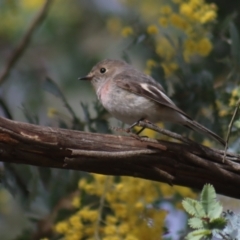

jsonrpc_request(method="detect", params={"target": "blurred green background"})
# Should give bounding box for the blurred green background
[0,0,240,239]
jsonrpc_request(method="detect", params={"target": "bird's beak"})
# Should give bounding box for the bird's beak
[78,75,93,81]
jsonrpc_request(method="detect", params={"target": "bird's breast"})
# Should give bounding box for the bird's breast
[98,80,111,105]
[99,84,158,124]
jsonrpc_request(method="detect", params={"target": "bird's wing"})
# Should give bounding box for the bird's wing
[115,74,192,119]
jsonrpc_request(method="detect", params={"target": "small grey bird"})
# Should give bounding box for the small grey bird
[79,59,225,145]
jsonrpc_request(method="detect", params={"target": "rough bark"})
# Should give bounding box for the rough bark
[0,116,239,199]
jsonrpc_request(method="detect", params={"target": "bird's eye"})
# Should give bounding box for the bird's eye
[100,68,106,73]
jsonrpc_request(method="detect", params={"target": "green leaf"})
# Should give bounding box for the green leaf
[182,198,206,218]
[185,229,212,240]
[188,217,205,229]
[201,184,223,219]
[209,217,227,230]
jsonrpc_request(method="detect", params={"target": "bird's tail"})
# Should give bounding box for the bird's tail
[184,120,226,146]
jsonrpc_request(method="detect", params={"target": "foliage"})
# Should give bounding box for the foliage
[107,0,240,147]
[119,0,217,76]
[183,184,227,240]
[183,184,240,240]
[55,174,167,240]
[54,173,199,240]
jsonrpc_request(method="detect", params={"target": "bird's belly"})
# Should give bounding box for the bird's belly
[101,89,158,125]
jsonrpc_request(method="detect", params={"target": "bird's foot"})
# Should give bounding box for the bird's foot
[110,126,129,134]
[126,118,153,135]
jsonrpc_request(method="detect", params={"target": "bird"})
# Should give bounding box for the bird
[79,59,225,146]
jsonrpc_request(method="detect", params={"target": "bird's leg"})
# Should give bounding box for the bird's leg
[135,126,146,135]
[111,118,152,137]
[126,118,145,135]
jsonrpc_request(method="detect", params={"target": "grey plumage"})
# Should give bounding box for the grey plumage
[80,59,225,146]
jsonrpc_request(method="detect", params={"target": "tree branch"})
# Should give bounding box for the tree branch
[0,116,239,199]
[0,0,53,85]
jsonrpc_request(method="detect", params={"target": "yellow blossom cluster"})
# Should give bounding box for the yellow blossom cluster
[144,59,157,75]
[156,0,216,75]
[216,100,228,118]
[107,17,123,36]
[55,174,196,239]
[229,87,240,107]
[47,108,59,118]
[121,26,134,37]
[147,25,158,35]
[21,0,45,10]
[216,87,240,119]
[111,0,217,77]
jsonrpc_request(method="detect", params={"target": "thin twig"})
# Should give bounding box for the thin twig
[137,121,196,145]
[192,144,240,172]
[94,176,110,240]
[223,99,240,162]
[0,0,54,85]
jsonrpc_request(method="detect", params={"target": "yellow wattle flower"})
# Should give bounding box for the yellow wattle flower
[121,26,133,37]
[147,24,159,35]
